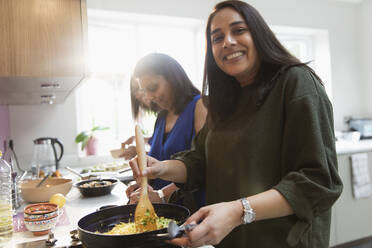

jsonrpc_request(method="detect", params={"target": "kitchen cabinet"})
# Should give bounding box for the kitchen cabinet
[330,151,372,246]
[0,0,87,105]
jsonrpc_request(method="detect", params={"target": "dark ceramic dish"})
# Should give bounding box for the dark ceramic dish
[75,178,118,197]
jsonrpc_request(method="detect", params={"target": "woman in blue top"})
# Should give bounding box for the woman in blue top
[126,53,207,212]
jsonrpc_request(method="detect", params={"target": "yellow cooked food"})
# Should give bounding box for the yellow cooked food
[103,216,174,235]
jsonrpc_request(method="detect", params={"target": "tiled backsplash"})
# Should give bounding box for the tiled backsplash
[0,105,10,153]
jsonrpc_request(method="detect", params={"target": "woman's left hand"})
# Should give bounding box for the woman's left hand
[125,181,140,199]
[169,200,243,247]
[128,184,162,204]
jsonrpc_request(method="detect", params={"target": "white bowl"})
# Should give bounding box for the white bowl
[20,178,72,203]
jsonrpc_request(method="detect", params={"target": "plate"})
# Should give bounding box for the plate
[79,161,129,174]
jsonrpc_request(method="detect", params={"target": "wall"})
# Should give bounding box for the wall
[9,0,367,162]
[86,0,217,20]
[360,0,372,115]
[9,93,78,170]
[249,0,363,131]
[0,105,10,153]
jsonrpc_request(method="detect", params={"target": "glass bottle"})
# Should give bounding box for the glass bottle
[0,150,13,243]
[2,140,22,210]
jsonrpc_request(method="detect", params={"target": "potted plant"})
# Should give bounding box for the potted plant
[75,125,109,155]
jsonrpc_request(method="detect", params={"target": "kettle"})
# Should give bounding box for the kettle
[31,137,64,177]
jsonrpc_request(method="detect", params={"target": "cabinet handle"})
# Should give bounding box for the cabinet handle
[40,83,60,89]
[40,94,56,105]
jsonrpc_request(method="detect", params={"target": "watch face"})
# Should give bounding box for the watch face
[240,198,255,224]
[244,212,254,223]
[243,214,249,223]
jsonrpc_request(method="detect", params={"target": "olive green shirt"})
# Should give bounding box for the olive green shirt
[173,66,343,248]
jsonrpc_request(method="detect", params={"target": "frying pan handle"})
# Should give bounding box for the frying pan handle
[154,222,198,240]
[180,223,197,233]
[96,205,119,212]
[154,233,171,240]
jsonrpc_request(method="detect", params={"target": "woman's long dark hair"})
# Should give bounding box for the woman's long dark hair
[133,53,200,116]
[203,0,320,126]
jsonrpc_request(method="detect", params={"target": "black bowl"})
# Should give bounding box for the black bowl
[75,178,118,197]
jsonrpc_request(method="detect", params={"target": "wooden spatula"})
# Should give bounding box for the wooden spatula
[134,125,158,232]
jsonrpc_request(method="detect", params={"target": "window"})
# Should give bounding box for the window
[276,34,313,64]
[76,11,332,156]
[75,10,205,155]
[273,25,333,99]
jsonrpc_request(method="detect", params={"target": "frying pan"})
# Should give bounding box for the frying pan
[75,178,118,197]
[78,203,190,248]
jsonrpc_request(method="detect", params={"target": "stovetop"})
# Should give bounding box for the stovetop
[15,230,83,248]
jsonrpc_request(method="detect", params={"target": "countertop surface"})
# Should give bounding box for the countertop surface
[5,172,129,248]
[336,139,372,155]
[6,138,368,247]
[4,170,213,248]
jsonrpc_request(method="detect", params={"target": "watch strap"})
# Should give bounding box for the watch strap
[240,197,256,224]
[157,189,166,203]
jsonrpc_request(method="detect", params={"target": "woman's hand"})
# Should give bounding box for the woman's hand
[120,146,137,160]
[125,181,140,199]
[169,201,243,247]
[122,136,135,146]
[127,184,162,204]
[129,157,187,183]
[129,155,165,183]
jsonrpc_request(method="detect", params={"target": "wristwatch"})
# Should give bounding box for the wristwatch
[157,189,166,203]
[240,197,256,224]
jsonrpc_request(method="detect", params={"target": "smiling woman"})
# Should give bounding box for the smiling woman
[210,7,261,86]
[127,1,342,247]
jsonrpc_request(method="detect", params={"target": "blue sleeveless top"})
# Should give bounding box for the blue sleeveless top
[148,95,205,208]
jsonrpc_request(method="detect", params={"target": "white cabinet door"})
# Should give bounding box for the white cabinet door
[332,153,372,245]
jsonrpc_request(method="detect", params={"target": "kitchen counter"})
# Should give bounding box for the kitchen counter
[336,139,372,155]
[4,171,214,248]
[5,177,128,247]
